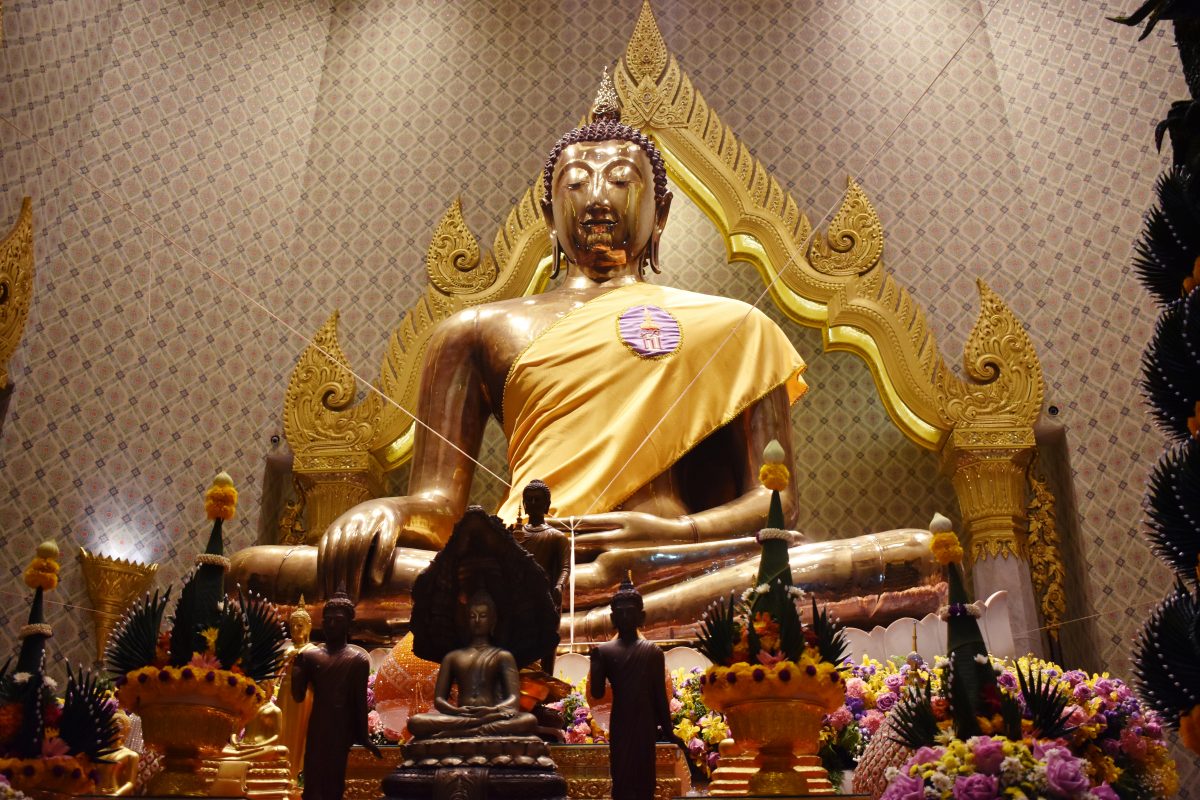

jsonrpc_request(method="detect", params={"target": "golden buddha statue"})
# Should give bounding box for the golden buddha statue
[222,682,289,762]
[277,600,316,786]
[95,710,139,796]
[230,76,937,638]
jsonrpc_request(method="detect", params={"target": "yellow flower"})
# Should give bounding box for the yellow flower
[758,462,790,492]
[674,719,699,742]
[205,471,238,521]
[200,627,220,653]
[930,530,964,565]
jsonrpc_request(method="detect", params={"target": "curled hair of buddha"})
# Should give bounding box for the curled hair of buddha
[324,588,356,620]
[522,479,550,503]
[611,573,643,610]
[542,120,669,207]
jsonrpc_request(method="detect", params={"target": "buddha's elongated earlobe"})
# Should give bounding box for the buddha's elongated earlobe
[551,232,561,279]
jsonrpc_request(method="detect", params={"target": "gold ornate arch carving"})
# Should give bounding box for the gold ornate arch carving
[0,197,34,390]
[281,2,1044,567]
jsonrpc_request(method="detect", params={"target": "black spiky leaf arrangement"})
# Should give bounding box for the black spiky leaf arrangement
[1114,3,1200,754]
[0,541,119,794]
[889,516,1074,752]
[106,473,287,717]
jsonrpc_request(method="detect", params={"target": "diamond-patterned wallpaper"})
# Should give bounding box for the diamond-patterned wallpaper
[0,0,1194,786]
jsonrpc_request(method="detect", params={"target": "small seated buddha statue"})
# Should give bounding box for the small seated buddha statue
[407,590,537,740]
[95,710,139,796]
[221,681,290,762]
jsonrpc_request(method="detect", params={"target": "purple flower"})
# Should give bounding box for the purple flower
[875,692,898,712]
[972,737,1005,774]
[1090,785,1119,800]
[880,772,924,800]
[952,773,999,800]
[1072,683,1092,702]
[996,671,1017,690]
[1044,749,1090,796]
[884,674,904,691]
[777,669,790,682]
[752,668,765,682]
[805,665,817,676]
[912,746,943,765]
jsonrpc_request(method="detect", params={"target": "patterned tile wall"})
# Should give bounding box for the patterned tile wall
[0,0,1192,782]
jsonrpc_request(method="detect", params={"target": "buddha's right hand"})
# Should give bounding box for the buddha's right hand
[317,497,410,600]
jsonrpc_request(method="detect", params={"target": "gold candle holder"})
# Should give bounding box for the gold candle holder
[77,547,158,664]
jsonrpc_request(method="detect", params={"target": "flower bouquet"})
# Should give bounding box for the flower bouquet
[695,440,848,795]
[669,668,725,779]
[860,517,1167,799]
[0,542,119,796]
[106,472,287,795]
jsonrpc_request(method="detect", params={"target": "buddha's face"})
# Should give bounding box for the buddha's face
[322,607,352,642]
[289,614,311,644]
[523,487,550,517]
[468,601,496,638]
[610,599,644,636]
[544,140,669,277]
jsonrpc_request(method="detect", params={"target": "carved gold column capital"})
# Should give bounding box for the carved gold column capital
[940,428,1036,563]
[292,451,384,546]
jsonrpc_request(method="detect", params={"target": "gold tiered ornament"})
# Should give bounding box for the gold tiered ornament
[697,443,847,796]
[0,541,121,797]
[107,473,288,796]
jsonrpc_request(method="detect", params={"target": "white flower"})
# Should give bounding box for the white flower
[999,756,1023,782]
[883,767,899,781]
[12,673,30,684]
[930,772,953,792]
[929,512,953,533]
[42,676,57,690]
[974,654,989,665]
[923,787,939,800]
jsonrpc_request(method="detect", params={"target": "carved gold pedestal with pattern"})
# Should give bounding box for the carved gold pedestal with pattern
[344,744,402,800]
[549,743,687,800]
[139,700,244,796]
[716,699,833,796]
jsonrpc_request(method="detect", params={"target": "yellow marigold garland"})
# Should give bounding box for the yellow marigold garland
[701,656,844,714]
[205,471,238,521]
[930,531,964,566]
[758,463,790,492]
[117,665,266,725]
[23,541,60,591]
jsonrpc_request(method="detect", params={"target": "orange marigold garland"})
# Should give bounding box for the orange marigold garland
[23,541,60,592]
[204,471,238,520]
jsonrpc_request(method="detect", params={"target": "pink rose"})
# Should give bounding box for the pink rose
[1044,749,1089,797]
[1090,785,1119,800]
[971,736,1005,774]
[669,698,683,714]
[884,674,904,691]
[845,678,866,699]
[952,773,999,800]
[879,772,924,800]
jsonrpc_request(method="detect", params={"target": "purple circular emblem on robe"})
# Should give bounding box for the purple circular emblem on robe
[618,304,681,358]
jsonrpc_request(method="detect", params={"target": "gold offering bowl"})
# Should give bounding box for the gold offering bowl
[138,693,250,796]
[719,698,834,796]
[77,547,157,663]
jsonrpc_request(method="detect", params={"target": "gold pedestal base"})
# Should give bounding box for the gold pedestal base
[549,743,688,800]
[344,744,402,800]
